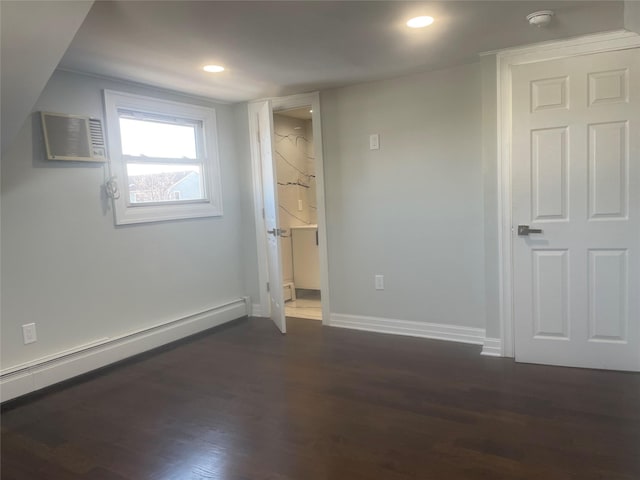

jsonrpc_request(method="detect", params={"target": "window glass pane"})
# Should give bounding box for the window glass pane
[119,117,197,159]
[127,163,204,203]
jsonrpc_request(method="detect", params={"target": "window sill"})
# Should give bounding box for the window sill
[114,201,223,225]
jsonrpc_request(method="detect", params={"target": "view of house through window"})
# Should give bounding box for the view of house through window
[126,163,203,204]
[118,113,205,204]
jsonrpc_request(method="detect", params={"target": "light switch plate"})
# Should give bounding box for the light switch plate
[369,134,380,150]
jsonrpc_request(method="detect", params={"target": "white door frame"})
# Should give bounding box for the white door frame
[248,92,331,326]
[495,30,640,357]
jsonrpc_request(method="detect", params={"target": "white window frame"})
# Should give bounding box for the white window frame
[103,90,223,225]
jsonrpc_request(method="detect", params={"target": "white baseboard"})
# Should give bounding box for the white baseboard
[1,299,248,403]
[481,337,502,357]
[251,304,264,317]
[330,313,486,345]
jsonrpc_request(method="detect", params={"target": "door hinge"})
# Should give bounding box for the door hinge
[262,208,265,219]
[266,282,270,292]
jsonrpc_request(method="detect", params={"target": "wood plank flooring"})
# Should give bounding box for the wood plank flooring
[2,317,639,479]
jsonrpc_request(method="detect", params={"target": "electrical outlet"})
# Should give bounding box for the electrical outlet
[22,323,37,344]
[375,275,384,290]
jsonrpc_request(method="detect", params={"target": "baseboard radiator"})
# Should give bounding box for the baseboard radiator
[0,298,249,403]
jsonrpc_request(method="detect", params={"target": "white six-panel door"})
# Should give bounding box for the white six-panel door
[512,48,639,371]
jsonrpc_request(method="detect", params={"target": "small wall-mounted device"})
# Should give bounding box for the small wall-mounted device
[526,10,554,27]
[41,111,107,162]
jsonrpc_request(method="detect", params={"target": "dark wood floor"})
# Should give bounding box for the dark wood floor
[2,317,639,480]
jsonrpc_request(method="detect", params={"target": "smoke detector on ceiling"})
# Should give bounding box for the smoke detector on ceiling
[527,10,554,27]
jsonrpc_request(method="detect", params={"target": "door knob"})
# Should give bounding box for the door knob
[518,225,543,236]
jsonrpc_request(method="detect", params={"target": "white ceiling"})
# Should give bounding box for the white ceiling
[59,1,624,103]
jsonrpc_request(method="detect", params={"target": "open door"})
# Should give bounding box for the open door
[250,92,330,329]
[257,100,286,333]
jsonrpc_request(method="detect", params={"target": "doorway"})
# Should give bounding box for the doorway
[273,107,322,321]
[248,92,330,332]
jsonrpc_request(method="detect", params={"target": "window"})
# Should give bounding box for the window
[103,90,223,224]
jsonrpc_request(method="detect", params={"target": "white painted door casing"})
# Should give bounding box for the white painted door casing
[512,48,639,371]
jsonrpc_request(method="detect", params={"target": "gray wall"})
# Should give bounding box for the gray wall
[481,55,500,338]
[625,1,640,34]
[1,70,249,368]
[321,62,486,328]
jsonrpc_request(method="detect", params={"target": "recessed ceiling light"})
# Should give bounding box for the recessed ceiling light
[309,109,313,113]
[406,16,434,28]
[203,65,225,73]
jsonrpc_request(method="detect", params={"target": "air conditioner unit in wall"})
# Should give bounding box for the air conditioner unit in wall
[41,112,107,162]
